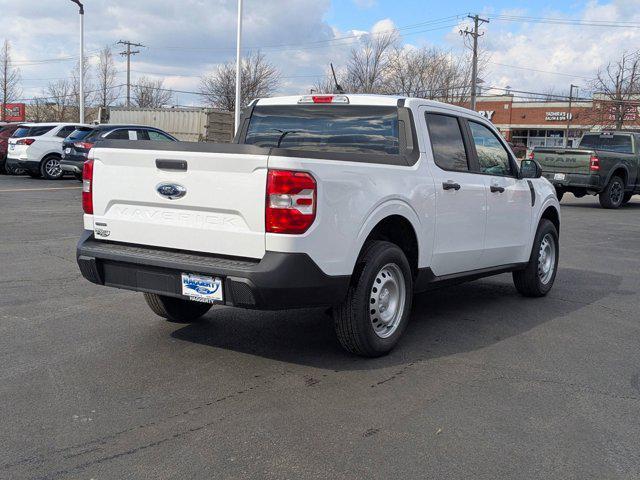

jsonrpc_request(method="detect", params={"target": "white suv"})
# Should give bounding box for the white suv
[7,123,88,179]
[76,94,560,357]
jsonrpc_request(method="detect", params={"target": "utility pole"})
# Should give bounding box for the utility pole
[234,0,243,134]
[565,84,578,147]
[461,14,489,111]
[70,0,84,123]
[117,40,144,107]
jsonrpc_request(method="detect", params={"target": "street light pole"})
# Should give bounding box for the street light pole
[234,0,243,134]
[70,0,85,123]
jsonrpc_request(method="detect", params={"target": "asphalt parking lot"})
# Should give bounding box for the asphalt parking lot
[1,174,639,480]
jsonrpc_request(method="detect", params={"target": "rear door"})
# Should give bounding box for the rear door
[90,142,269,259]
[422,109,487,276]
[465,120,532,266]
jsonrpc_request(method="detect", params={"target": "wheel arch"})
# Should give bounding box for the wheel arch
[352,203,421,279]
[605,164,630,187]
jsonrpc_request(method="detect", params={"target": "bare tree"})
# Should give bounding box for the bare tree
[200,51,280,111]
[27,95,55,123]
[95,46,120,108]
[1,40,22,121]
[46,79,74,121]
[589,51,640,130]
[132,76,173,108]
[383,46,473,101]
[344,31,398,94]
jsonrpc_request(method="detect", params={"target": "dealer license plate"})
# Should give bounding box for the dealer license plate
[554,173,566,181]
[181,273,223,303]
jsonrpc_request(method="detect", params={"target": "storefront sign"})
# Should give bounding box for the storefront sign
[545,111,572,121]
[478,110,495,121]
[1,103,26,122]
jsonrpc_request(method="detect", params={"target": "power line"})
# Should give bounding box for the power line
[491,14,640,29]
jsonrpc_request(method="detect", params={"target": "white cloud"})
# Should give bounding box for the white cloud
[353,0,377,9]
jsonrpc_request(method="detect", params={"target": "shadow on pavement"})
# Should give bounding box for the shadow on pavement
[171,267,622,371]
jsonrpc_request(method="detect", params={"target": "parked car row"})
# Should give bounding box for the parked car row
[0,122,177,180]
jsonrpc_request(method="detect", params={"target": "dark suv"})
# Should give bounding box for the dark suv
[0,123,21,174]
[60,124,177,178]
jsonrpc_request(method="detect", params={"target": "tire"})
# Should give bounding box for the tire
[599,176,625,209]
[333,241,413,357]
[40,155,64,180]
[27,171,41,178]
[513,219,559,297]
[622,193,633,205]
[5,163,24,175]
[143,293,212,323]
[555,188,564,201]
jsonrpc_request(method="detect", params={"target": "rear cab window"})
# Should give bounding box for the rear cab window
[579,134,634,154]
[243,105,401,155]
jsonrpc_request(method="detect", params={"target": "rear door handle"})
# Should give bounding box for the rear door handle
[442,181,461,191]
[490,185,505,193]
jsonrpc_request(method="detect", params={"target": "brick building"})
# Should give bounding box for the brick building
[467,94,640,149]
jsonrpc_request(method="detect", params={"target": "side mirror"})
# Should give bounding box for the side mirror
[520,159,542,179]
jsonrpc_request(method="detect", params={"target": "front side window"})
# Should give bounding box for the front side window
[244,105,400,155]
[425,113,469,172]
[469,121,513,176]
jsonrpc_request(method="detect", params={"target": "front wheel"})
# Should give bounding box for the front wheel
[599,176,625,209]
[333,241,413,357]
[144,293,212,323]
[40,156,64,180]
[513,219,559,297]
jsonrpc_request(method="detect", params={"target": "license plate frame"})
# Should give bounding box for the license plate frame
[554,173,566,181]
[181,273,223,304]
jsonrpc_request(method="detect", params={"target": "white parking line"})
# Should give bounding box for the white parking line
[0,186,82,193]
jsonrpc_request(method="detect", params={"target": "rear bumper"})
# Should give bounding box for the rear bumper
[6,156,39,173]
[76,231,350,310]
[543,172,601,191]
[60,158,84,174]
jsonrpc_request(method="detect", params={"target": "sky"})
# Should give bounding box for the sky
[2,0,639,105]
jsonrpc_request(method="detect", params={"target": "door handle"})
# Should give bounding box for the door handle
[442,181,461,191]
[490,185,505,193]
[156,159,188,171]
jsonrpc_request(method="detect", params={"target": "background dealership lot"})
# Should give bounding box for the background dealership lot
[1,175,638,479]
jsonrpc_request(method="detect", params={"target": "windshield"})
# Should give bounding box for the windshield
[579,134,633,154]
[244,105,400,155]
[67,128,94,142]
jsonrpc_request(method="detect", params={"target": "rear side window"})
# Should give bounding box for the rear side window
[56,126,77,138]
[12,126,32,138]
[244,105,400,155]
[106,129,130,140]
[579,134,633,154]
[29,126,55,137]
[425,113,469,172]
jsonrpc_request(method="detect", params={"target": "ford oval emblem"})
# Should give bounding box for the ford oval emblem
[156,183,187,200]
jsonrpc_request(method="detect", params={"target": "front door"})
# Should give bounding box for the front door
[422,110,487,276]
[466,120,532,267]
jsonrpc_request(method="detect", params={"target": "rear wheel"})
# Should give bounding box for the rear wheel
[599,176,625,209]
[144,293,212,323]
[5,163,24,175]
[513,219,559,297]
[40,155,64,180]
[333,241,413,357]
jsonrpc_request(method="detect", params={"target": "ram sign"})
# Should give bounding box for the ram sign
[1,103,26,122]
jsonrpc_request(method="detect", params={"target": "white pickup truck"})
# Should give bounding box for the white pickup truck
[77,94,560,357]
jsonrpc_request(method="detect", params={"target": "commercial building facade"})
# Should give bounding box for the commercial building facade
[470,95,640,149]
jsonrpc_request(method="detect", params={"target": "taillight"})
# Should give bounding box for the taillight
[266,170,316,234]
[74,141,94,150]
[82,159,94,214]
[590,155,600,171]
[16,138,36,146]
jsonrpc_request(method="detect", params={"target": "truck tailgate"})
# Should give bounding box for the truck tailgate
[534,148,594,175]
[90,142,270,259]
